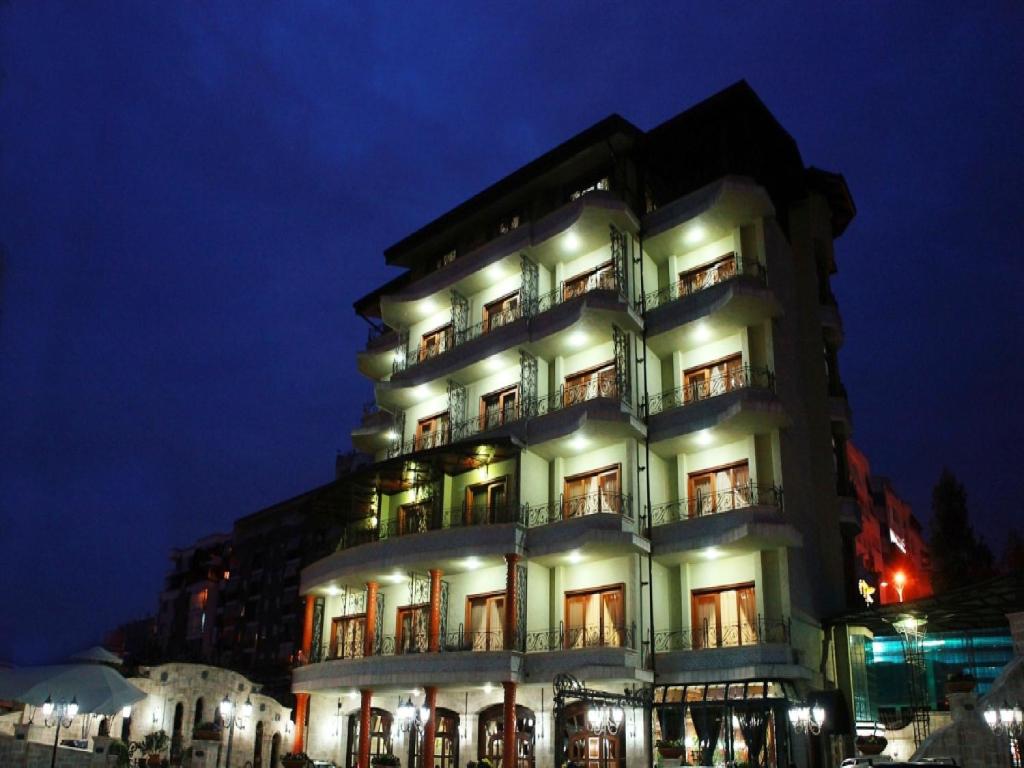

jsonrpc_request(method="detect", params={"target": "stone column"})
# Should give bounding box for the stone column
[422,686,438,768]
[358,690,373,768]
[294,594,317,752]
[504,554,521,650]
[502,681,517,768]
[428,569,443,652]
[365,581,379,658]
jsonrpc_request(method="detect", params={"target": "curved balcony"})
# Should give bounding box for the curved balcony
[523,491,648,561]
[350,403,396,454]
[652,617,804,683]
[523,621,649,684]
[648,484,800,562]
[645,366,786,457]
[357,328,400,379]
[644,257,781,356]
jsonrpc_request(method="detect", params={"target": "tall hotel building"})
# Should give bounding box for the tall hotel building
[292,82,858,768]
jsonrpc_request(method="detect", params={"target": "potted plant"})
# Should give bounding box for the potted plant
[855,733,888,756]
[371,755,401,768]
[131,730,169,767]
[192,721,221,741]
[282,752,312,768]
[656,739,686,759]
[106,739,131,768]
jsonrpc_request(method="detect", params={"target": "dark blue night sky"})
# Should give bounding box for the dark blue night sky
[1,3,1021,664]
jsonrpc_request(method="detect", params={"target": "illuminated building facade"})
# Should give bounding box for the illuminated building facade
[292,82,860,768]
[847,442,931,606]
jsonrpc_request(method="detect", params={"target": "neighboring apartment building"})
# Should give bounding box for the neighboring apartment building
[156,532,232,664]
[292,81,860,768]
[847,442,931,605]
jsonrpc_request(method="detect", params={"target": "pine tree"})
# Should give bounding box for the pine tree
[929,469,989,593]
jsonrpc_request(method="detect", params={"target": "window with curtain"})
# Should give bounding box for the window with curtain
[690,583,757,648]
[464,477,508,525]
[483,292,521,332]
[564,362,617,405]
[683,354,744,403]
[480,387,518,430]
[415,412,450,450]
[564,584,625,648]
[687,461,750,516]
[678,252,737,295]
[478,704,536,768]
[563,261,615,300]
[398,502,432,535]
[330,615,366,659]
[345,708,393,768]
[419,324,452,361]
[563,466,621,518]
[466,592,505,650]
[396,605,429,654]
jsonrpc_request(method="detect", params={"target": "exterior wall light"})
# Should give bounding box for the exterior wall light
[788,703,825,735]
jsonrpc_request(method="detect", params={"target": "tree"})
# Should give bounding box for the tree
[1002,528,1024,574]
[929,469,992,593]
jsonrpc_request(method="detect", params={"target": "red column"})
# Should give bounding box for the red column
[502,681,517,768]
[422,686,438,768]
[293,594,317,752]
[357,689,373,768]
[364,581,379,657]
[504,554,521,650]
[428,569,443,652]
[293,693,309,753]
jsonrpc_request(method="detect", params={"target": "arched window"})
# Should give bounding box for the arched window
[562,702,624,768]
[409,708,459,768]
[194,697,205,728]
[171,703,185,765]
[345,708,394,768]
[270,733,281,768]
[478,703,536,768]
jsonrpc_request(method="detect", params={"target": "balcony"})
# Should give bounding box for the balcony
[521,490,633,527]
[646,367,786,456]
[338,502,520,551]
[649,484,800,561]
[652,617,802,682]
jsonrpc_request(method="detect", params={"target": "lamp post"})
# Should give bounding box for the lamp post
[40,695,80,768]
[984,702,1022,766]
[219,695,253,768]
[397,695,430,759]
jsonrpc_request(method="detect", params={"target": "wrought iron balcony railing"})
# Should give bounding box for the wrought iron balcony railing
[523,622,637,652]
[653,616,790,651]
[648,482,782,526]
[310,626,524,663]
[643,254,766,311]
[337,502,519,551]
[520,490,633,527]
[644,365,775,416]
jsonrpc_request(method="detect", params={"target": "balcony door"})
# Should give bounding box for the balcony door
[484,292,520,332]
[679,252,737,294]
[465,591,505,650]
[691,583,756,648]
[564,701,624,768]
[683,354,743,403]
[687,461,750,517]
[563,261,614,300]
[396,604,429,654]
[409,708,459,768]
[563,465,621,518]
[398,501,432,535]
[345,708,393,768]
[419,323,452,361]
[480,386,518,430]
[465,477,508,525]
[564,584,624,648]
[330,614,366,659]
[416,412,449,450]
[564,362,616,406]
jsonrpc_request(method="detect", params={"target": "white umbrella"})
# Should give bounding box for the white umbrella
[0,663,146,715]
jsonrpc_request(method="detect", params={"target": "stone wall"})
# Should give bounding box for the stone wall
[0,734,118,768]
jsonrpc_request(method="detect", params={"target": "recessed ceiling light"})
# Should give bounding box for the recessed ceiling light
[566,550,584,564]
[421,298,437,315]
[464,557,482,569]
[568,331,587,348]
[696,429,714,446]
[389,572,405,583]
[703,547,722,560]
[563,232,580,252]
[414,384,430,397]
[488,263,505,280]
[326,586,340,596]
[684,225,706,245]
[693,322,711,341]
[570,435,589,451]
[483,683,493,694]
[385,430,399,442]
[486,356,503,371]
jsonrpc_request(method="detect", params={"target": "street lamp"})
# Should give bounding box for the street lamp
[893,571,907,603]
[218,695,253,768]
[788,703,826,735]
[40,695,80,768]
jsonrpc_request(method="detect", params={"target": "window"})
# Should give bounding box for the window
[398,501,432,536]
[563,261,615,300]
[395,605,429,654]
[483,292,521,332]
[563,465,621,518]
[436,249,457,271]
[679,253,737,295]
[408,708,460,768]
[187,589,209,638]
[683,354,744,403]
[687,461,750,517]
[497,214,521,235]
[329,615,366,659]
[691,583,757,648]
[564,584,624,648]
[419,324,452,362]
[568,177,609,202]
[345,708,393,768]
[464,477,508,524]
[564,701,624,768]
[478,704,536,768]
[415,412,450,450]
[480,386,518,430]
[563,362,617,406]
[465,591,505,650]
